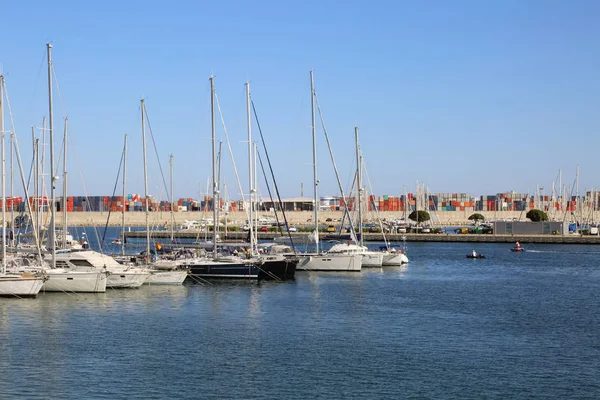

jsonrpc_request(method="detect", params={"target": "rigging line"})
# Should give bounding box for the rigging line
[251,100,296,251]
[255,149,283,235]
[362,157,391,250]
[51,65,68,118]
[214,92,250,223]
[3,82,43,258]
[100,148,125,248]
[26,48,48,116]
[68,132,103,254]
[314,91,357,241]
[142,102,170,202]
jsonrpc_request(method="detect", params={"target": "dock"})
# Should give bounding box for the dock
[124,230,600,245]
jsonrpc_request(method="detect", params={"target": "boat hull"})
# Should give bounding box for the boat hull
[258,257,297,281]
[296,254,362,271]
[382,253,408,266]
[108,272,150,288]
[42,270,108,293]
[361,252,384,267]
[0,275,45,297]
[187,261,260,280]
[145,270,188,285]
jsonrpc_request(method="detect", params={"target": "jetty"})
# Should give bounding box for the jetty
[123,230,600,245]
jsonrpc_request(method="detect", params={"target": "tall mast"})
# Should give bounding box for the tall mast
[253,142,259,249]
[47,43,56,268]
[1,74,6,274]
[10,120,14,248]
[355,126,362,246]
[224,183,228,238]
[141,99,150,259]
[122,134,127,255]
[216,142,222,243]
[246,82,254,255]
[169,154,174,243]
[62,117,68,249]
[310,70,319,253]
[210,76,218,257]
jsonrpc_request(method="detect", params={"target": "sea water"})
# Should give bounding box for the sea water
[1,230,599,399]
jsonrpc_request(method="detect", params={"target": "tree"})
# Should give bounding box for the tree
[526,209,549,222]
[468,213,485,221]
[408,210,430,224]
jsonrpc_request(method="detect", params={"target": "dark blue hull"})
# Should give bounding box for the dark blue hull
[258,258,298,281]
[187,262,260,280]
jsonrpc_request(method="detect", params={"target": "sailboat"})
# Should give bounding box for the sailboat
[0,74,46,297]
[137,99,188,285]
[185,76,261,281]
[244,82,297,281]
[36,43,108,293]
[296,71,362,272]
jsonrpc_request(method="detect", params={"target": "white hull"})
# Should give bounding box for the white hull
[0,275,45,297]
[382,252,408,266]
[297,254,362,271]
[145,270,188,285]
[108,271,150,289]
[361,252,384,267]
[42,270,108,293]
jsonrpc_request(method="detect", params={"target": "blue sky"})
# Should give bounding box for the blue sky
[1,0,599,200]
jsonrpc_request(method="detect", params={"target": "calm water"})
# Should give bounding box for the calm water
[1,231,600,399]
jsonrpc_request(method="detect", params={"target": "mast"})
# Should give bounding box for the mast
[141,99,150,259]
[246,82,254,255]
[169,154,174,243]
[10,120,14,248]
[210,76,218,258]
[1,74,5,274]
[62,117,68,249]
[224,183,228,238]
[47,43,56,269]
[254,142,259,249]
[216,142,222,244]
[310,70,319,253]
[355,126,363,246]
[122,134,127,255]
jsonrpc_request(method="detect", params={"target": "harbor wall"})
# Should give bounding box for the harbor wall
[34,210,538,227]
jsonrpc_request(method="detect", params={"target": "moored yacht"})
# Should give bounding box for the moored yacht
[53,250,149,289]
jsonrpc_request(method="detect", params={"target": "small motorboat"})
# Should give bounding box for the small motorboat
[466,254,486,259]
[510,247,525,252]
[111,238,122,245]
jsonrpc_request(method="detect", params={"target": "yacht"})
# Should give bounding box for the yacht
[53,250,148,289]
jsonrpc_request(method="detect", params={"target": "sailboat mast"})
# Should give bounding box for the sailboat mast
[10,122,14,249]
[246,82,254,255]
[62,117,68,249]
[141,99,150,259]
[310,70,319,254]
[210,76,218,256]
[355,126,362,246]
[122,134,127,255]
[169,154,174,243]
[254,142,259,249]
[47,43,56,269]
[1,74,6,274]
[224,183,228,238]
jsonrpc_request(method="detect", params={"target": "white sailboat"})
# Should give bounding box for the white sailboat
[36,43,108,293]
[0,73,45,297]
[296,71,362,272]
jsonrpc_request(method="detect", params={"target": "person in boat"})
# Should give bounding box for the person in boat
[515,241,521,250]
[472,249,477,257]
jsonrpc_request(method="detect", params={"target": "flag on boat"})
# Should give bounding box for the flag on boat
[155,241,162,251]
